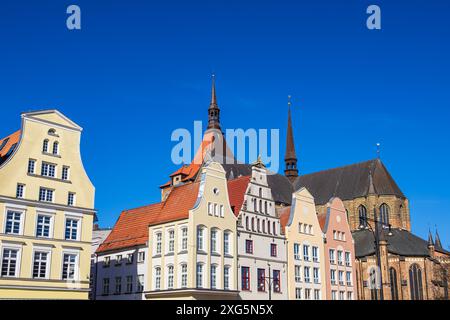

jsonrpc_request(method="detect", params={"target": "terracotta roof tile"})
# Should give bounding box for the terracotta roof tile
[279,206,291,234]
[317,213,327,232]
[227,176,250,216]
[0,130,21,159]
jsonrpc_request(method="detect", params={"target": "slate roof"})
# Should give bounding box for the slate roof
[294,159,405,205]
[352,228,431,258]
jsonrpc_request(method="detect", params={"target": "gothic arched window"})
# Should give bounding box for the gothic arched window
[358,205,367,227]
[409,264,423,300]
[389,268,399,300]
[380,203,390,225]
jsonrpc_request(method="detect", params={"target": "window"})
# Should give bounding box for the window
[294,243,301,260]
[68,192,76,206]
[42,139,49,153]
[347,291,353,300]
[380,203,390,225]
[257,268,265,291]
[312,246,318,262]
[36,215,52,238]
[273,221,277,235]
[273,270,281,292]
[390,268,399,300]
[16,184,25,198]
[103,278,110,295]
[126,275,133,293]
[304,288,311,300]
[304,267,310,283]
[331,290,337,300]
[295,288,302,300]
[208,202,213,215]
[156,232,162,254]
[28,159,36,174]
[295,265,301,283]
[5,210,22,234]
[65,218,79,240]
[303,244,310,261]
[210,264,217,289]
[224,231,230,255]
[345,252,351,267]
[181,227,188,251]
[245,240,253,254]
[346,271,352,286]
[115,277,122,294]
[338,271,344,285]
[314,289,320,300]
[168,229,175,253]
[196,263,204,288]
[181,264,188,288]
[224,266,230,290]
[339,291,345,300]
[167,265,174,289]
[137,274,144,292]
[298,223,302,233]
[337,250,343,266]
[329,249,335,265]
[358,205,367,227]
[220,205,224,217]
[245,216,249,230]
[409,264,423,300]
[39,187,53,202]
[241,267,250,291]
[1,248,19,277]
[270,243,277,257]
[137,251,145,263]
[52,141,59,155]
[197,226,204,251]
[251,218,255,231]
[214,204,218,217]
[370,268,379,300]
[330,269,336,285]
[116,255,122,265]
[103,256,110,267]
[155,267,161,290]
[313,267,319,284]
[211,229,218,253]
[41,162,56,178]
[126,253,133,264]
[62,166,70,180]
[62,253,77,280]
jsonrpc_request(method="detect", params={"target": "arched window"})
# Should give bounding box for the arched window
[268,221,271,234]
[52,141,59,155]
[259,200,262,213]
[48,128,57,136]
[259,188,262,198]
[253,198,256,212]
[380,203,390,225]
[264,201,268,214]
[251,218,255,232]
[262,221,265,233]
[358,205,367,227]
[245,216,249,230]
[257,219,260,233]
[42,139,49,153]
[273,221,277,235]
[409,264,423,300]
[389,268,399,300]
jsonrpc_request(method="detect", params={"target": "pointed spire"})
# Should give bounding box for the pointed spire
[435,229,443,249]
[428,230,434,246]
[207,73,221,130]
[284,95,298,182]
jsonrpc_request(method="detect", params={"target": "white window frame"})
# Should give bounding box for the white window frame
[0,243,23,278]
[61,249,80,281]
[39,187,54,203]
[180,263,188,288]
[67,192,76,207]
[31,246,52,279]
[210,264,217,289]
[224,231,231,255]
[155,231,162,255]
[41,162,56,178]
[28,159,36,174]
[16,183,25,199]
[181,227,188,251]
[154,266,161,290]
[3,207,25,236]
[64,215,82,241]
[224,265,230,290]
[62,166,70,181]
[167,265,174,289]
[35,211,55,239]
[167,229,175,253]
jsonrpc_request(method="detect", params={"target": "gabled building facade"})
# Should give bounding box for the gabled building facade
[0,110,96,299]
[280,188,326,300]
[318,197,357,300]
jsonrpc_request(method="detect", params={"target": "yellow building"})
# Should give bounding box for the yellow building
[0,110,96,299]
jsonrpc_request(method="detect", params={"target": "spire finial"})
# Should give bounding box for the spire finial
[207,73,221,130]
[284,95,298,182]
[210,73,217,106]
[376,142,381,159]
[435,228,443,249]
[428,229,434,246]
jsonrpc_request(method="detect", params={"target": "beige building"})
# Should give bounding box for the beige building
[0,110,96,299]
[279,188,326,300]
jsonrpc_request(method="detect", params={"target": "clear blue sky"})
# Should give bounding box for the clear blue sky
[1,1,449,248]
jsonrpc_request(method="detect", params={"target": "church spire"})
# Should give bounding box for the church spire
[284,95,298,182]
[435,229,443,249]
[428,230,434,246]
[207,74,221,130]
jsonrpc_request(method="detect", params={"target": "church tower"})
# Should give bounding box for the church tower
[207,74,221,131]
[284,96,298,182]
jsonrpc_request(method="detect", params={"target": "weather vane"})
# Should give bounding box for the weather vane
[376,142,381,159]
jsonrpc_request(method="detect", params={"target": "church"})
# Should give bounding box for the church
[160,77,450,300]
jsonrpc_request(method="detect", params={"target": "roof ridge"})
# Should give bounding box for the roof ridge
[300,159,378,177]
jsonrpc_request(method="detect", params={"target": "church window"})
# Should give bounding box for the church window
[390,268,399,300]
[358,205,367,227]
[380,203,390,225]
[409,264,423,300]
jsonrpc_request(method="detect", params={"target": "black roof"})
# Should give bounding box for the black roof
[352,228,431,258]
[294,159,405,205]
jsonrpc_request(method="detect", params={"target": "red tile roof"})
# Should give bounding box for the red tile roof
[227,176,250,216]
[0,130,21,158]
[317,213,327,232]
[279,206,291,234]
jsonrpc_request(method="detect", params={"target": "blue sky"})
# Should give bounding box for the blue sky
[1,0,449,248]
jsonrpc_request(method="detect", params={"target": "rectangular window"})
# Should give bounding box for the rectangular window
[224,232,230,255]
[295,265,301,283]
[168,265,174,289]
[273,270,281,292]
[16,184,25,198]
[312,246,319,262]
[168,230,175,253]
[103,256,110,267]
[303,244,310,261]
[305,288,311,300]
[62,253,77,280]
[196,263,203,288]
[5,210,22,235]
[330,269,336,285]
[39,187,54,202]
[115,277,122,294]
[137,274,144,292]
[294,243,301,260]
[103,278,110,295]
[313,267,320,284]
[241,267,250,291]
[36,215,52,238]
[197,227,204,251]
[270,243,277,257]
[28,159,35,174]
[155,267,161,290]
[126,275,133,293]
[126,253,133,264]
[337,250,343,266]
[331,290,337,300]
[314,289,321,300]
[116,255,122,265]
[208,202,213,215]
[181,227,188,251]
[329,249,335,265]
[156,232,162,254]
[32,251,49,279]
[339,270,344,285]
[137,251,145,263]
[181,264,188,288]
[345,251,351,267]
[41,162,56,178]
[304,266,310,283]
[347,291,353,300]
[245,240,253,254]
[210,265,217,289]
[62,166,70,180]
[65,218,79,240]
[224,266,230,290]
[211,229,217,253]
[257,268,265,292]
[295,288,302,300]
[214,204,218,217]
[220,205,224,217]
[339,291,345,300]
[67,192,76,206]
[346,271,352,286]
[1,248,19,277]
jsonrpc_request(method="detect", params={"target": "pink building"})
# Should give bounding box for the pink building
[318,197,357,300]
